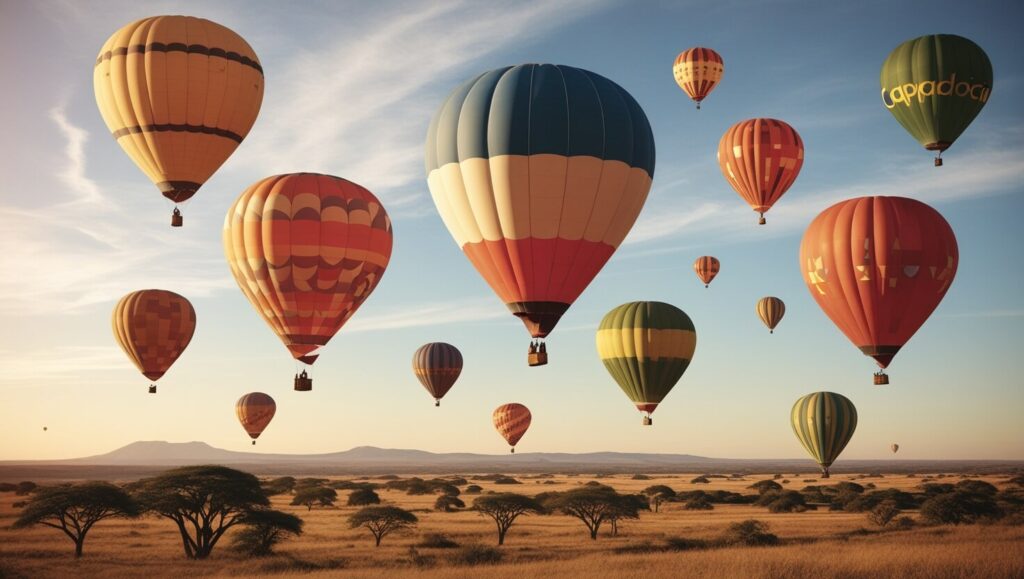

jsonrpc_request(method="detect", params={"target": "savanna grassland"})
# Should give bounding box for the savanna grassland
[1,471,1022,579]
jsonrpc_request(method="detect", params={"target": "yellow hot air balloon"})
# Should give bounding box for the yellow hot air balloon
[94,16,264,226]
[756,297,785,334]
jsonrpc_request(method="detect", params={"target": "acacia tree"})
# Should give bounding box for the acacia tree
[13,482,140,558]
[348,488,381,506]
[544,486,624,540]
[132,465,274,559]
[606,494,649,536]
[642,485,676,513]
[435,495,466,512]
[472,493,544,545]
[291,486,337,511]
[231,509,303,556]
[348,506,418,547]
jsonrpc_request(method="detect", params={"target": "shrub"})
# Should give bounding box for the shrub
[690,476,710,484]
[493,477,521,485]
[348,488,381,506]
[722,520,778,546]
[684,496,714,510]
[631,474,651,480]
[920,491,1003,524]
[955,480,998,496]
[261,476,296,496]
[435,484,461,496]
[291,487,337,511]
[450,544,503,566]
[434,495,465,512]
[664,537,708,551]
[15,482,37,496]
[1008,475,1024,488]
[894,516,915,529]
[0,482,17,492]
[867,500,900,527]
[773,474,783,480]
[231,509,303,557]
[417,533,459,549]
[758,490,810,513]
[464,485,483,494]
[749,480,783,495]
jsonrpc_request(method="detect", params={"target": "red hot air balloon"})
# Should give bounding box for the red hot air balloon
[693,256,720,288]
[799,196,958,384]
[412,342,464,406]
[493,403,531,454]
[223,173,393,391]
[718,118,804,224]
[236,392,276,445]
[112,289,196,393]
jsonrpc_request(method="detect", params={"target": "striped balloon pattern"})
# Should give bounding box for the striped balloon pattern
[799,196,957,380]
[673,47,724,108]
[236,392,276,444]
[790,391,857,478]
[223,173,393,366]
[717,118,803,224]
[493,403,532,453]
[425,64,655,344]
[412,342,464,405]
[112,289,196,384]
[693,256,720,287]
[756,296,786,333]
[596,302,697,422]
[93,16,263,209]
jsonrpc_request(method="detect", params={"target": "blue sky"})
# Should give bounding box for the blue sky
[1,0,1022,461]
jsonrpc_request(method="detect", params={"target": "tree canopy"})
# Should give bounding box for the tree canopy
[348,506,418,547]
[13,482,139,558]
[472,493,544,545]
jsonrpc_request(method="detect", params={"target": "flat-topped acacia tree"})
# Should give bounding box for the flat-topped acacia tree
[13,482,140,558]
[472,493,545,545]
[348,506,418,547]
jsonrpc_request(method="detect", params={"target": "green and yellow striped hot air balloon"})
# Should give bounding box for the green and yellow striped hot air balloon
[596,302,696,426]
[880,34,992,166]
[790,392,857,478]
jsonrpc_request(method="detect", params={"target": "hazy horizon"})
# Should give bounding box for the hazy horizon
[2,0,1022,463]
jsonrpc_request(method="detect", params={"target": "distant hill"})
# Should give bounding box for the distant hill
[1,441,1020,480]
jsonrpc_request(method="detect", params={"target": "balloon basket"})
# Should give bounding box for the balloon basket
[873,372,889,386]
[934,157,943,167]
[251,440,256,446]
[294,376,313,391]
[758,216,766,225]
[642,416,653,426]
[171,209,183,227]
[435,400,440,407]
[148,385,157,394]
[528,352,548,367]
[510,448,515,454]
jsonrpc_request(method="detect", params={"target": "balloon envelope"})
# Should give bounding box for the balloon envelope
[94,16,263,211]
[493,403,531,449]
[673,47,723,107]
[880,34,992,162]
[756,297,785,333]
[412,342,463,404]
[236,392,276,441]
[425,64,655,342]
[891,443,900,454]
[799,196,957,376]
[791,391,857,477]
[693,256,720,287]
[596,301,696,419]
[223,173,393,365]
[718,118,803,224]
[112,289,196,382]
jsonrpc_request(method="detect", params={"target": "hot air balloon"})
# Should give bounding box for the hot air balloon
[799,196,957,384]
[94,16,264,226]
[236,392,275,445]
[43,427,47,432]
[756,297,785,334]
[425,64,655,367]
[693,256,720,288]
[718,118,803,225]
[880,35,992,166]
[112,290,196,393]
[791,391,857,478]
[412,342,463,406]
[493,403,531,453]
[891,443,900,454]
[223,173,393,391]
[596,302,697,425]
[673,47,724,109]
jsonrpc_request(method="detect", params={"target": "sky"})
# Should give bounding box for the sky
[1,0,1022,462]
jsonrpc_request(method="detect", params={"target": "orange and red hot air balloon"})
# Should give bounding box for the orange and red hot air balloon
[693,256,720,288]
[718,118,804,225]
[673,47,724,109]
[112,289,196,393]
[236,392,276,445]
[223,173,393,391]
[800,196,958,384]
[412,342,464,406]
[493,403,531,454]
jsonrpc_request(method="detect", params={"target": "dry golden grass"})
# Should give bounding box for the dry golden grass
[1,472,1021,579]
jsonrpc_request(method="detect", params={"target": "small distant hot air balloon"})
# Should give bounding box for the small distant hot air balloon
[718,119,803,225]
[493,403,531,454]
[43,427,47,432]
[112,290,196,393]
[94,16,264,226]
[236,392,275,445]
[756,297,785,334]
[596,302,697,425]
[412,343,463,406]
[693,256,720,288]
[673,47,724,109]
[426,64,655,367]
[891,443,900,454]
[880,34,992,166]
[791,391,857,478]
[800,196,957,384]
[224,173,393,391]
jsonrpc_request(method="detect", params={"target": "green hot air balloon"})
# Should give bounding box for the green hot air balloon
[790,392,857,479]
[880,34,992,166]
[596,302,696,426]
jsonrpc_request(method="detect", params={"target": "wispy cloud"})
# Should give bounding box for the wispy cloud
[49,104,104,205]
[344,298,509,332]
